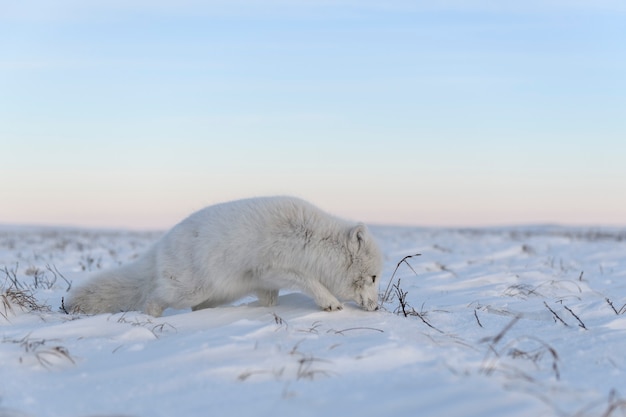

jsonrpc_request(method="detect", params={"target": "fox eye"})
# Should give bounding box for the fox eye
[371,275,377,283]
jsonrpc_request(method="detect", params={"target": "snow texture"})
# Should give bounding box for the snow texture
[1,225,626,417]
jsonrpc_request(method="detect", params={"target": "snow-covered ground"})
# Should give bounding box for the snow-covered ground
[1,225,626,417]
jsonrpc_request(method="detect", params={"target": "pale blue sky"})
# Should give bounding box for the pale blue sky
[1,1,625,229]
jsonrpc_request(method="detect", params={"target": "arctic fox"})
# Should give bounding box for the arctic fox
[65,196,383,317]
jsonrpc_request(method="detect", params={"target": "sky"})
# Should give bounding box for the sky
[1,0,625,229]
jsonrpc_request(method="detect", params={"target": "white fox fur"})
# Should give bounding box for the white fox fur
[65,196,383,317]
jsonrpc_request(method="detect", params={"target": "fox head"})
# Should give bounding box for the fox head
[344,224,383,311]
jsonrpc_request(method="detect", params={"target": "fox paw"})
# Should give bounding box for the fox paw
[323,302,343,312]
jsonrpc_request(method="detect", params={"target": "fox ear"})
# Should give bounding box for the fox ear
[349,224,367,251]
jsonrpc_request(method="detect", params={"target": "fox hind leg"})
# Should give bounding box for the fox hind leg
[257,289,279,307]
[191,297,229,311]
[143,300,165,317]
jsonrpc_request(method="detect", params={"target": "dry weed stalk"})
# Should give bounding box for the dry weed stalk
[563,305,587,330]
[1,288,43,317]
[295,355,333,380]
[480,316,561,381]
[1,286,50,320]
[391,279,443,333]
[605,298,626,315]
[2,264,23,289]
[381,253,420,304]
[543,302,569,327]
[328,327,384,335]
[600,390,626,417]
[3,262,71,292]
[110,312,177,338]
[238,341,334,383]
[474,309,483,328]
[4,334,75,369]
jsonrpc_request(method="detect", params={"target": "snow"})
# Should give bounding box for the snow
[1,225,626,417]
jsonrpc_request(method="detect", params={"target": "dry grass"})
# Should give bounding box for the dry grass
[380,253,420,304]
[111,312,178,338]
[1,262,69,321]
[1,288,49,320]
[1,266,51,321]
[237,339,334,383]
[2,226,626,416]
[3,334,75,370]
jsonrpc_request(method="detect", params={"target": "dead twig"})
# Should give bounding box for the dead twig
[544,302,569,327]
[298,321,322,334]
[564,305,587,330]
[329,327,384,335]
[2,263,24,290]
[393,279,410,317]
[413,309,444,333]
[60,297,69,314]
[600,389,626,417]
[295,355,333,380]
[381,254,420,303]
[5,334,75,369]
[391,279,443,333]
[271,312,288,330]
[505,336,560,380]
[474,309,483,328]
[479,316,521,377]
[606,298,626,315]
[45,264,72,292]
[481,315,521,345]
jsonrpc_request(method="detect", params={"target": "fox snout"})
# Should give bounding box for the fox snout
[359,296,379,311]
